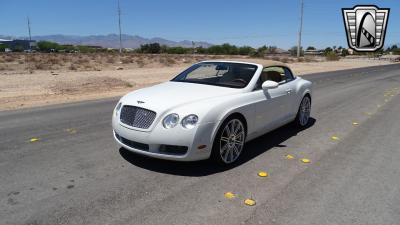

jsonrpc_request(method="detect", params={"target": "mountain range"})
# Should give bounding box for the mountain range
[0,34,213,49]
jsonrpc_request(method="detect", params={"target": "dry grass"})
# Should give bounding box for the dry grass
[326,52,340,61]
[0,52,385,76]
[50,76,133,95]
[0,53,202,72]
[280,57,290,63]
[0,64,8,70]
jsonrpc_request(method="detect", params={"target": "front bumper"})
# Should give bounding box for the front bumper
[112,116,216,161]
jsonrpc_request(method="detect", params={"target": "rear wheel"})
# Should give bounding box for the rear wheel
[211,118,246,165]
[295,95,311,127]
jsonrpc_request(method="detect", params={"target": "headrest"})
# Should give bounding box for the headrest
[265,70,282,82]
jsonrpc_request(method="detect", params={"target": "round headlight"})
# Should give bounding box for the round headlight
[163,113,179,129]
[182,114,198,129]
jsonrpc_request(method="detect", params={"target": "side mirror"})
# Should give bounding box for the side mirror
[262,80,279,90]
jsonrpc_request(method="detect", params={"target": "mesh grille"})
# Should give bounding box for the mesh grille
[120,105,156,129]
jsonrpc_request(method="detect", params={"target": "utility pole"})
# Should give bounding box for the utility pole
[26,16,33,73]
[297,0,304,58]
[117,0,123,54]
[27,16,32,50]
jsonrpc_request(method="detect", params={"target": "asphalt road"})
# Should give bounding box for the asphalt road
[1,64,400,225]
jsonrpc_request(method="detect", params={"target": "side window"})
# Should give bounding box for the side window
[254,66,294,91]
[284,68,294,81]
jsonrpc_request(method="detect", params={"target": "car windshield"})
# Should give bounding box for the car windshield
[171,62,258,88]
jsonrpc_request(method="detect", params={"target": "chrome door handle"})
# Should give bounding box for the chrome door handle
[286,89,293,94]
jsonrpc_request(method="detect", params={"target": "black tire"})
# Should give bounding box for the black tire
[211,116,246,165]
[294,95,311,127]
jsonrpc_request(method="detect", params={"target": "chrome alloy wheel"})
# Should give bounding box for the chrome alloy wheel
[219,119,245,164]
[299,97,311,126]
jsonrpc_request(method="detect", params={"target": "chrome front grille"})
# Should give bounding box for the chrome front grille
[120,105,156,129]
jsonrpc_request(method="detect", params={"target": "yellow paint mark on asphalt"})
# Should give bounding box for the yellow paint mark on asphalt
[65,128,77,134]
[352,122,359,126]
[224,192,236,199]
[331,136,340,141]
[244,198,256,206]
[29,138,39,143]
[286,154,295,160]
[300,158,311,164]
[258,171,268,177]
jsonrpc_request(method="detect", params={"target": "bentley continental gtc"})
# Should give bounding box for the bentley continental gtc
[112,61,312,165]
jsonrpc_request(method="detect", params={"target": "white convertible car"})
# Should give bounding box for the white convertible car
[112,60,312,164]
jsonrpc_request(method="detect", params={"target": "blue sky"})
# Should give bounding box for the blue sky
[1,0,399,49]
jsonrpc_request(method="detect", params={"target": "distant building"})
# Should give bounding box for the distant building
[0,39,36,51]
[304,49,324,55]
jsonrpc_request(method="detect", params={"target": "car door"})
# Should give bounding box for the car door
[252,67,293,133]
[282,67,298,118]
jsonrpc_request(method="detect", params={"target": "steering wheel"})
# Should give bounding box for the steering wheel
[232,78,247,84]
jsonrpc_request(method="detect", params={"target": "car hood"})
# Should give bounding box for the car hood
[121,81,241,113]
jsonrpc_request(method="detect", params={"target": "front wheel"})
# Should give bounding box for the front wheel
[211,118,246,165]
[295,96,311,127]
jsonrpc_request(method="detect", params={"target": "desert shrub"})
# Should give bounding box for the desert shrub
[4,55,15,62]
[136,59,145,68]
[121,57,133,64]
[106,57,116,64]
[59,54,68,62]
[158,57,166,65]
[304,57,314,62]
[325,52,340,61]
[280,57,290,63]
[297,57,305,62]
[69,64,78,70]
[165,57,176,65]
[0,64,7,70]
[194,56,206,62]
[89,54,97,60]
[83,64,94,70]
[34,62,46,70]
[271,56,280,61]
[47,56,62,65]
[341,49,349,57]
[75,58,90,65]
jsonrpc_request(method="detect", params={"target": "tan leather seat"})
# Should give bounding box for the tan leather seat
[261,70,282,83]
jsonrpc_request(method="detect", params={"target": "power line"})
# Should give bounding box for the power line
[297,0,304,57]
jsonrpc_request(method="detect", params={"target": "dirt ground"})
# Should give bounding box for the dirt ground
[0,53,396,111]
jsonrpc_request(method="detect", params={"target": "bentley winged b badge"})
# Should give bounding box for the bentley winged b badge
[342,5,390,52]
